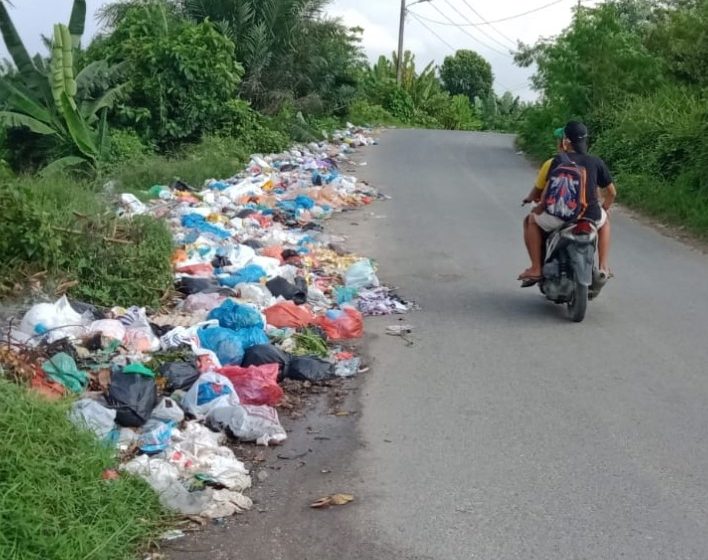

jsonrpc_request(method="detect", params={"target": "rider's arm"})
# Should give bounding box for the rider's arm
[602,183,617,211]
[524,158,553,204]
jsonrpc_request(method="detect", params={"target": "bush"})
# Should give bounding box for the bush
[0,177,173,307]
[104,129,151,167]
[0,379,164,560]
[347,100,395,126]
[439,95,482,131]
[91,2,244,149]
[384,87,416,122]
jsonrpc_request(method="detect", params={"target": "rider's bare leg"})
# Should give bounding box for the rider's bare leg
[598,219,610,273]
[520,215,544,278]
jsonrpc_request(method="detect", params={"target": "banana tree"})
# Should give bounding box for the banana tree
[0,2,120,174]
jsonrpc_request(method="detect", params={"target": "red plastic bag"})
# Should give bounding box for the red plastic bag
[217,364,283,406]
[316,307,364,341]
[175,263,213,276]
[264,301,316,328]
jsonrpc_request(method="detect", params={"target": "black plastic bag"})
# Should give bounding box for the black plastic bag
[159,361,200,391]
[286,356,333,382]
[106,368,158,427]
[241,344,291,381]
[242,239,263,249]
[212,255,232,268]
[176,277,218,295]
[266,276,308,305]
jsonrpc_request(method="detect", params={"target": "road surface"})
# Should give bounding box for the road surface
[168,130,708,560]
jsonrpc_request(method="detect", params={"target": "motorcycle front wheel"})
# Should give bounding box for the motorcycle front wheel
[567,282,588,322]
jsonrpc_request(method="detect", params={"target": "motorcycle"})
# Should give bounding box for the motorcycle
[538,218,606,322]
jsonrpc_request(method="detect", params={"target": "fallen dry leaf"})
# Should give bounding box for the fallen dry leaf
[310,493,354,508]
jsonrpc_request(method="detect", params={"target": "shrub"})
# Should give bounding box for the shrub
[347,100,395,126]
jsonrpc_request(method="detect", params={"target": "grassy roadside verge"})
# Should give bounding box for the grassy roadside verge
[0,379,165,560]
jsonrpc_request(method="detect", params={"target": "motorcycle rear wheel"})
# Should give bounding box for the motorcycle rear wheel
[567,282,588,322]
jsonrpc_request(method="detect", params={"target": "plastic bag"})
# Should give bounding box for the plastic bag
[151,397,185,423]
[241,344,291,380]
[266,276,308,305]
[207,404,287,446]
[335,357,361,378]
[181,372,239,419]
[235,283,275,307]
[207,300,262,330]
[122,455,213,516]
[231,325,269,351]
[106,366,158,427]
[119,193,147,216]
[19,295,89,338]
[160,361,200,391]
[286,356,333,382]
[182,292,225,313]
[120,307,161,353]
[334,286,358,305]
[138,419,176,454]
[198,326,245,365]
[42,353,88,393]
[88,319,126,341]
[217,364,283,406]
[218,264,267,288]
[69,398,116,440]
[264,301,316,328]
[316,306,364,340]
[344,259,379,290]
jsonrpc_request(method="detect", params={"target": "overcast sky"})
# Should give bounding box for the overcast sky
[0,0,602,100]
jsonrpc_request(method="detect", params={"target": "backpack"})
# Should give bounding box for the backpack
[543,153,588,221]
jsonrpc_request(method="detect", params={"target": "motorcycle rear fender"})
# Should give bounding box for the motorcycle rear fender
[567,242,595,286]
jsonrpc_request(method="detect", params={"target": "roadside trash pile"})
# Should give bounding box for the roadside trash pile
[0,126,412,520]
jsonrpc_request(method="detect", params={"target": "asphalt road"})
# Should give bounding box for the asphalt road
[168,129,708,560]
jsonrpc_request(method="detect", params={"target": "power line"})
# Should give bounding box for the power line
[460,0,517,46]
[409,13,517,93]
[428,2,512,57]
[441,0,515,51]
[412,0,566,27]
[408,11,457,52]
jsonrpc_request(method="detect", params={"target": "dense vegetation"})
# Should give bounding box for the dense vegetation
[516,0,708,235]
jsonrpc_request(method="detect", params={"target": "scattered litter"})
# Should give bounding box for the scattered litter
[310,493,355,508]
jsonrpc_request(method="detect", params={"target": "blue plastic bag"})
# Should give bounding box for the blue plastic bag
[335,286,358,305]
[208,300,263,330]
[197,380,233,405]
[218,264,267,288]
[138,420,176,454]
[198,326,245,365]
[232,325,269,350]
[294,195,315,209]
[181,213,231,240]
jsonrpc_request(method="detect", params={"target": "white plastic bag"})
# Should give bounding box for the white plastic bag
[151,397,185,423]
[69,398,116,439]
[235,283,275,308]
[345,259,380,290]
[88,319,126,341]
[20,296,89,338]
[207,404,287,446]
[181,372,239,419]
[119,193,147,216]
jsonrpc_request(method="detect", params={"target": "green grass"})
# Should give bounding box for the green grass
[0,380,165,560]
[0,175,174,307]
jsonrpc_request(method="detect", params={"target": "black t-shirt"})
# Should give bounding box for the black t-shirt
[549,152,614,221]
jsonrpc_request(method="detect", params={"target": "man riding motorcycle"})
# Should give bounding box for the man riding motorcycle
[518,121,617,285]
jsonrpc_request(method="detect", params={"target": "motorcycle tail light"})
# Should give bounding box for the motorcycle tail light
[573,221,594,235]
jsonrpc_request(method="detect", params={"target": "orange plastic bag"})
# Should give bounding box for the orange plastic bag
[176,263,213,276]
[264,301,316,328]
[260,245,284,261]
[217,364,283,406]
[316,307,364,341]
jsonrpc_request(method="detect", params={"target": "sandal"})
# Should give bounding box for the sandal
[520,276,542,288]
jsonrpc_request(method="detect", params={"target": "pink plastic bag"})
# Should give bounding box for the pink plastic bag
[316,306,364,341]
[217,364,283,406]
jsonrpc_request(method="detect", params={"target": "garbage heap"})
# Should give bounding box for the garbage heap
[0,126,412,520]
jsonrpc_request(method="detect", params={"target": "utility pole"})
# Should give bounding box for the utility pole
[397,0,430,84]
[396,0,406,84]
